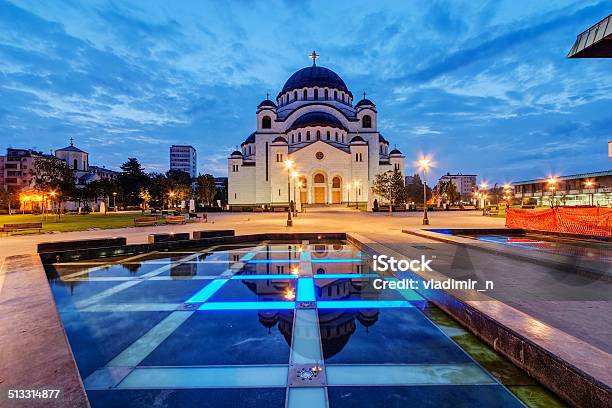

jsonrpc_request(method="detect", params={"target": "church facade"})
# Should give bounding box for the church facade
[228,53,405,210]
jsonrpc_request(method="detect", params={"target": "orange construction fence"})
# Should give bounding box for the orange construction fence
[506,207,612,237]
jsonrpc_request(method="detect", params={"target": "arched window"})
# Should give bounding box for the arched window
[73,158,78,169]
[335,132,338,141]
[334,90,338,100]
[362,115,372,128]
[262,116,271,129]
[306,131,311,141]
[332,177,341,188]
[316,130,321,139]
[299,176,307,188]
[314,89,318,100]
[293,91,297,101]
[291,134,294,144]
[303,89,307,100]
[314,173,325,183]
[326,131,330,140]
[298,132,302,142]
[324,89,328,100]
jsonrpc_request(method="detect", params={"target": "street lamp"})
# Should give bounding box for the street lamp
[168,191,175,210]
[112,191,117,212]
[353,181,360,209]
[292,171,299,217]
[284,159,294,227]
[479,182,488,214]
[584,180,596,206]
[547,177,557,207]
[418,158,430,225]
[346,184,351,207]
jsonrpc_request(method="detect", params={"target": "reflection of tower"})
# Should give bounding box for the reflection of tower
[319,310,357,359]
[123,263,142,274]
[170,261,196,278]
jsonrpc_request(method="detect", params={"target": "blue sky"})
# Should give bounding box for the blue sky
[0,0,610,183]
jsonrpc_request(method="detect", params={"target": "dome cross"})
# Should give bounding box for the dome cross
[69,137,74,146]
[309,50,319,66]
[362,92,366,100]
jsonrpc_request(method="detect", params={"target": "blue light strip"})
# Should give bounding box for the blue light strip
[185,279,228,303]
[230,274,297,280]
[297,278,316,302]
[198,301,296,310]
[313,274,379,279]
[311,259,362,263]
[316,300,414,309]
[246,259,300,264]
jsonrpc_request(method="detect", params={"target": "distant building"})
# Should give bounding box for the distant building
[170,145,197,179]
[54,138,89,179]
[0,148,56,192]
[438,173,477,197]
[512,170,612,206]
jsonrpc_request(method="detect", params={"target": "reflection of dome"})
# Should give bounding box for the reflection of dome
[288,112,347,132]
[258,311,279,334]
[319,310,357,359]
[281,66,350,95]
[357,310,380,333]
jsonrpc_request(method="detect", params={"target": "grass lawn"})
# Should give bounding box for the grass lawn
[0,212,140,233]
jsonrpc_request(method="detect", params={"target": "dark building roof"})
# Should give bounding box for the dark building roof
[379,134,388,144]
[350,135,366,143]
[272,136,288,144]
[389,148,402,155]
[567,14,612,58]
[230,150,243,156]
[241,132,256,146]
[355,98,375,108]
[56,145,85,153]
[258,99,277,109]
[287,112,348,132]
[281,66,350,95]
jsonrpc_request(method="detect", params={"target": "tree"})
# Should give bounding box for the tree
[439,180,459,204]
[0,190,18,214]
[118,158,148,207]
[166,170,192,206]
[405,173,431,205]
[372,169,406,214]
[139,188,151,210]
[87,179,121,214]
[196,174,216,205]
[31,157,75,219]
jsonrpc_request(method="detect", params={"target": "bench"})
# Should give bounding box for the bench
[485,206,500,216]
[461,205,476,210]
[165,215,186,224]
[134,217,158,227]
[2,222,43,235]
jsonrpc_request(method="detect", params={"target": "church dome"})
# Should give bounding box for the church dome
[230,150,243,157]
[258,99,277,109]
[350,135,366,143]
[288,112,347,132]
[389,148,403,155]
[355,98,375,108]
[281,66,350,95]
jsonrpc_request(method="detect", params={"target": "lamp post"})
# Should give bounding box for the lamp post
[479,182,488,215]
[284,159,294,227]
[353,181,359,209]
[112,192,117,212]
[168,192,175,211]
[418,159,430,225]
[346,184,351,207]
[292,171,299,217]
[547,177,557,208]
[584,180,596,206]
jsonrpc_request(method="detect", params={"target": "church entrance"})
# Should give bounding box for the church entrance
[313,172,327,204]
[299,176,308,205]
[331,176,342,204]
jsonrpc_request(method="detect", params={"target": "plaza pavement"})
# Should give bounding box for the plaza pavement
[1,207,610,354]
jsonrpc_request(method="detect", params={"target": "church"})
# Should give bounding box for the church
[228,52,405,211]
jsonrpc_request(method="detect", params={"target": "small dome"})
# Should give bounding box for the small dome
[389,148,403,155]
[230,150,243,157]
[350,135,366,143]
[355,99,375,108]
[288,112,347,132]
[281,65,350,95]
[258,99,277,109]
[272,136,288,144]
